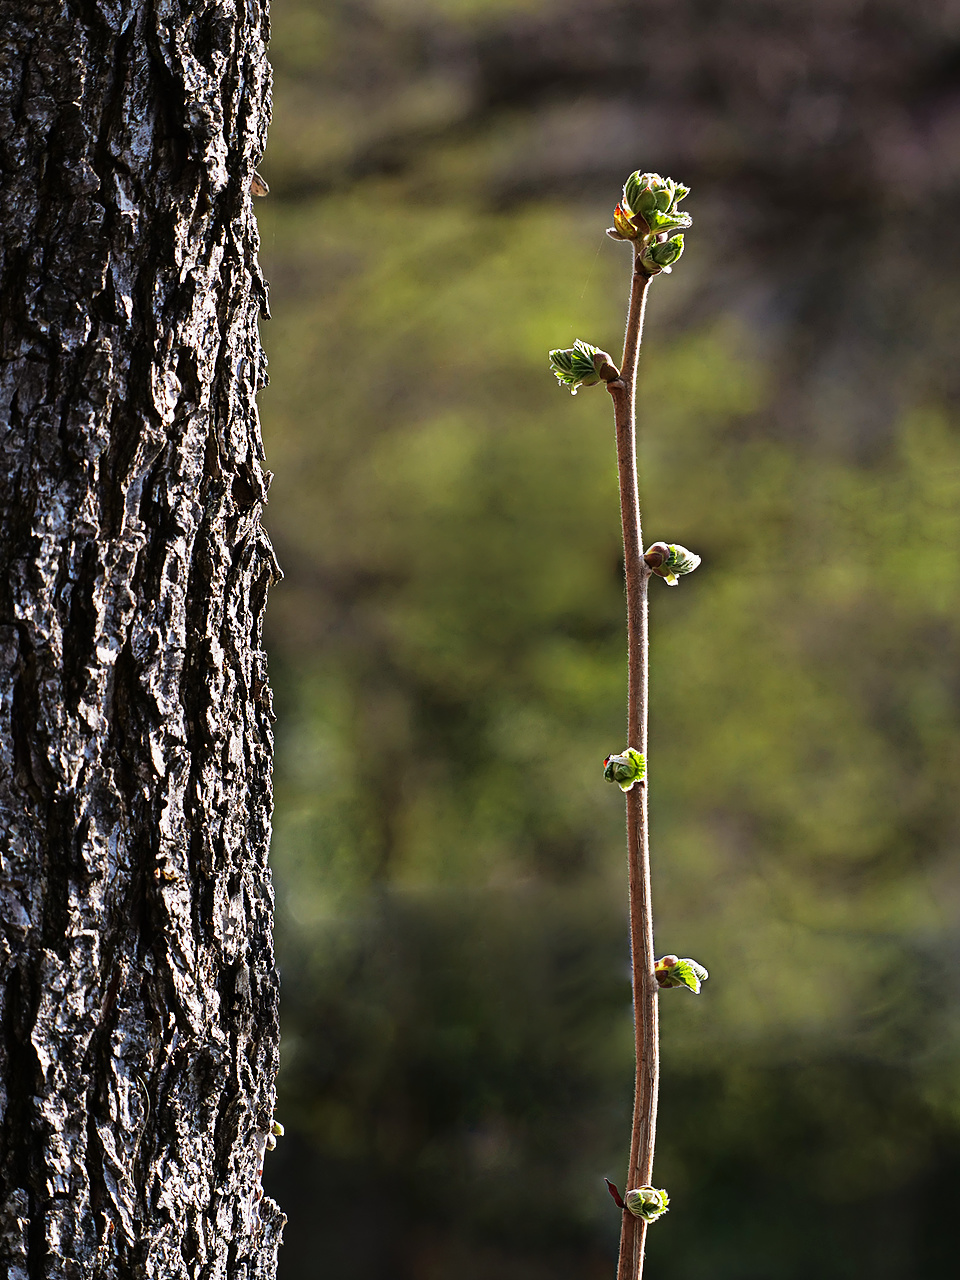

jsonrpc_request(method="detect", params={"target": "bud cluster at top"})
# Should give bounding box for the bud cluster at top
[608,171,691,274]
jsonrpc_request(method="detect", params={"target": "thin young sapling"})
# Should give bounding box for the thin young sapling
[549,172,708,1280]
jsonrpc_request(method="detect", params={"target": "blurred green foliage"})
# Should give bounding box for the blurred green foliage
[258,1,960,1275]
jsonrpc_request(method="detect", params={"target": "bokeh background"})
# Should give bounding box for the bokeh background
[256,1,960,1276]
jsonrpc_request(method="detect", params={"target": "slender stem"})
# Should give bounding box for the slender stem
[620,251,652,406]
[608,252,658,1280]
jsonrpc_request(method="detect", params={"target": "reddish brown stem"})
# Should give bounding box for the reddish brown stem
[607,253,659,1280]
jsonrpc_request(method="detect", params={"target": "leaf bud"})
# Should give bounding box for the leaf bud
[655,955,709,993]
[619,172,692,242]
[642,234,686,274]
[549,340,619,395]
[643,542,701,586]
[271,1121,285,1137]
[608,203,640,241]
[603,747,646,791]
[624,1185,670,1223]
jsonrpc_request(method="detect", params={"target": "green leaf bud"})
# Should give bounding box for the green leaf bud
[549,340,619,394]
[653,234,686,266]
[623,172,672,220]
[624,1185,670,1223]
[643,211,692,240]
[643,542,701,585]
[655,955,709,993]
[619,172,692,243]
[622,171,647,216]
[643,234,686,274]
[271,1121,285,1137]
[603,747,646,791]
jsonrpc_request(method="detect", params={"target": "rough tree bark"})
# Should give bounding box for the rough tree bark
[0,2,283,1277]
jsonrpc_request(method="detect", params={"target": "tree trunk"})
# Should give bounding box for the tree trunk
[0,2,283,1276]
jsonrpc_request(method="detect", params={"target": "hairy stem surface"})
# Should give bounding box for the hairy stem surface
[609,254,658,1280]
